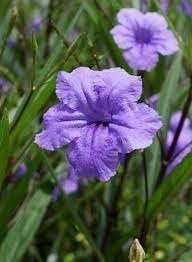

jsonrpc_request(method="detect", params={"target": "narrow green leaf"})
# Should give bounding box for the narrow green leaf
[147,52,182,192]
[41,151,105,262]
[83,2,130,71]
[10,33,83,146]
[0,189,50,262]
[157,52,182,134]
[0,6,17,59]
[0,109,9,187]
[34,41,63,88]
[0,152,42,241]
[146,154,192,220]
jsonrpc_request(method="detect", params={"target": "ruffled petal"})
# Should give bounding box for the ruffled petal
[154,30,179,55]
[110,25,135,50]
[123,44,159,71]
[109,103,162,153]
[56,67,98,112]
[98,68,142,103]
[143,12,168,30]
[117,8,143,29]
[67,125,119,181]
[35,103,87,151]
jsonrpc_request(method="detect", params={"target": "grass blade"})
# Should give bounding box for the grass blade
[0,109,9,188]
[147,52,182,192]
[146,153,192,220]
[0,189,50,262]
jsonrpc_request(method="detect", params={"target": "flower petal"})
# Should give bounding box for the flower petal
[98,68,142,103]
[109,103,162,153]
[56,67,97,111]
[154,30,179,55]
[143,12,168,30]
[123,44,159,71]
[117,8,143,29]
[110,25,135,50]
[67,125,119,181]
[35,103,87,151]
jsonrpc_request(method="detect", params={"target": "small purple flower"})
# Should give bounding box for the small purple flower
[35,67,162,181]
[147,93,160,108]
[0,77,12,94]
[140,0,169,13]
[110,8,179,71]
[9,163,27,183]
[166,112,192,174]
[32,171,41,179]
[7,37,17,48]
[27,15,43,34]
[140,0,148,12]
[179,0,192,16]
[52,172,80,201]
[160,0,169,12]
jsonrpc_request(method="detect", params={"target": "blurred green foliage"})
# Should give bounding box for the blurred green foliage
[0,0,192,261]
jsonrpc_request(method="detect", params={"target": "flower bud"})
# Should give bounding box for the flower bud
[11,6,18,21]
[129,239,145,262]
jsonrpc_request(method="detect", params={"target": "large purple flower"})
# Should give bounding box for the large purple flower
[166,111,192,174]
[110,8,179,71]
[35,67,162,181]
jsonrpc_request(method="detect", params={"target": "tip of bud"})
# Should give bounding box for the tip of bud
[11,6,18,20]
[129,238,145,262]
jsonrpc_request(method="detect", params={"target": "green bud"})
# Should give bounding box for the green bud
[11,6,18,21]
[32,33,38,55]
[129,239,145,262]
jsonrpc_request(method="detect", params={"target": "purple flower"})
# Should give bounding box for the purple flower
[140,0,148,12]
[179,0,192,16]
[160,0,169,12]
[7,37,17,48]
[52,172,80,201]
[27,15,43,34]
[32,171,41,179]
[9,163,27,183]
[35,67,162,181]
[140,0,169,13]
[110,8,179,71]
[147,93,160,108]
[0,77,12,94]
[166,112,192,174]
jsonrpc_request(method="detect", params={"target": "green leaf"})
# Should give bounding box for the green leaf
[0,151,42,241]
[146,154,192,220]
[157,52,182,134]
[0,189,50,262]
[41,151,105,262]
[34,42,63,88]
[147,52,182,192]
[10,33,83,147]
[0,109,9,187]
[0,7,16,59]
[83,2,130,71]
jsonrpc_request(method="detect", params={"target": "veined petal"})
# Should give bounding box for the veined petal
[110,25,135,50]
[154,30,179,55]
[98,68,142,103]
[110,103,162,153]
[35,103,87,151]
[117,8,143,29]
[56,67,98,112]
[124,44,159,71]
[67,125,119,181]
[143,12,168,30]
